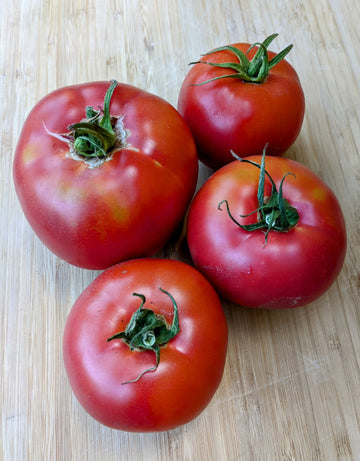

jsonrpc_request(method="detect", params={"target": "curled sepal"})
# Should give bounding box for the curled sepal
[218,149,299,245]
[191,33,293,85]
[107,287,180,384]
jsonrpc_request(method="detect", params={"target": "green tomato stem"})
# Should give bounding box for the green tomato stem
[191,33,293,85]
[68,80,118,158]
[107,287,180,384]
[218,149,299,244]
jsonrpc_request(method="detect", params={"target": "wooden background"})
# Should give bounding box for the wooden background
[1,1,360,460]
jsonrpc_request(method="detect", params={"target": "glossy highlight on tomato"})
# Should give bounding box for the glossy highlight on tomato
[13,81,198,269]
[187,155,347,309]
[63,258,228,432]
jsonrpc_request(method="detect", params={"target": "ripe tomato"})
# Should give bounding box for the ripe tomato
[13,80,198,269]
[63,258,228,432]
[178,34,305,169]
[187,154,347,309]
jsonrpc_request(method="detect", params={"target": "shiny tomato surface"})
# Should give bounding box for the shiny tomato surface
[63,258,228,432]
[13,81,198,269]
[187,156,346,308]
[178,43,305,169]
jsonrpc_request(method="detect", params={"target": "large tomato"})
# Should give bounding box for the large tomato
[63,258,228,432]
[187,153,347,309]
[178,34,305,169]
[13,80,198,269]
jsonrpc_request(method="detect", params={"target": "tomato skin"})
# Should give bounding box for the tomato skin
[178,43,305,169]
[187,156,347,309]
[63,258,228,432]
[13,82,198,269]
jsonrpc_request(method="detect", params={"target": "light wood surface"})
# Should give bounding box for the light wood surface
[1,1,360,460]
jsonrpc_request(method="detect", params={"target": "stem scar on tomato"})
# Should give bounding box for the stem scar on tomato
[218,149,299,244]
[107,287,180,384]
[44,80,128,168]
[190,33,293,85]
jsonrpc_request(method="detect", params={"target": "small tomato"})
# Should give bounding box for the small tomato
[178,34,305,169]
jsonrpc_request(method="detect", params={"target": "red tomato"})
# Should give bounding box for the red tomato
[178,34,305,169]
[13,81,198,269]
[187,154,347,309]
[63,258,228,432]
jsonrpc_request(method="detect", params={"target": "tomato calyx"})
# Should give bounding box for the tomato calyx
[218,150,299,244]
[68,80,123,159]
[191,33,293,85]
[45,80,128,168]
[107,287,180,384]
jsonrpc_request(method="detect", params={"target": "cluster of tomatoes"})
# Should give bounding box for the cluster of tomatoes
[13,35,346,432]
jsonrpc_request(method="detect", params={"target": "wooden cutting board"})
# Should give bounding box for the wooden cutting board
[1,0,359,459]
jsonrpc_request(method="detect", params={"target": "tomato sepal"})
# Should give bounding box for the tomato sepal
[107,287,180,384]
[190,33,293,84]
[218,150,299,244]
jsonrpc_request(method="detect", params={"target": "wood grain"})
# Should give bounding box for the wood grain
[1,0,360,459]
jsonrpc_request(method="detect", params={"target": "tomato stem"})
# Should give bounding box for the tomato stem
[68,80,118,158]
[191,33,293,85]
[107,287,180,384]
[218,149,299,244]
